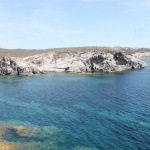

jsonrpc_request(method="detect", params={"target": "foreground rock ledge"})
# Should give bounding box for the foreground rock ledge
[0,50,147,76]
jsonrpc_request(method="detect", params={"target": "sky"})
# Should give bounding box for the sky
[0,0,150,49]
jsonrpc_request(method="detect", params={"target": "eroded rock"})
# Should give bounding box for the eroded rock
[0,50,147,76]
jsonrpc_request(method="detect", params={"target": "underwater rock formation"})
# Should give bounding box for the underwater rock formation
[0,123,63,150]
[0,141,15,150]
[0,122,98,150]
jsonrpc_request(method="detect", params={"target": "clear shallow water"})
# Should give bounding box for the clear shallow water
[0,60,150,150]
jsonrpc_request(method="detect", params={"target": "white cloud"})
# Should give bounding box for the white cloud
[120,0,150,7]
[82,0,101,2]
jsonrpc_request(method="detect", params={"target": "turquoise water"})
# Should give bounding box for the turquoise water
[0,60,150,150]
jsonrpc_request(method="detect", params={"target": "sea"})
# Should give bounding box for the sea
[0,60,150,150]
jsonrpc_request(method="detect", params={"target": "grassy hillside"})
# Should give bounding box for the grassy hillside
[0,47,150,58]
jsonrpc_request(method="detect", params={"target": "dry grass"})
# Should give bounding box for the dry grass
[0,47,150,58]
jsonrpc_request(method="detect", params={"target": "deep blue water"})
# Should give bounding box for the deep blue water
[0,60,150,150]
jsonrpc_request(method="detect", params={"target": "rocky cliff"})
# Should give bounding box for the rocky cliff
[0,49,147,76]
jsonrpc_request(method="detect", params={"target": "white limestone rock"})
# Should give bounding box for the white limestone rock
[132,52,150,59]
[0,50,147,75]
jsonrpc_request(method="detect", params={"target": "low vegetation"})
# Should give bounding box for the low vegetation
[0,47,150,58]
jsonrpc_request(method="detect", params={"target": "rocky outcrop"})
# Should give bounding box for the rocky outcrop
[133,52,150,59]
[0,57,18,75]
[0,50,147,75]
[0,57,40,76]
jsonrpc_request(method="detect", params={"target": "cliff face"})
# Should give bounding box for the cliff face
[0,50,147,75]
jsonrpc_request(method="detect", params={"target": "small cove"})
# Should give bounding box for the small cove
[0,60,150,150]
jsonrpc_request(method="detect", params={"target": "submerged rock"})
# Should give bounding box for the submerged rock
[0,141,15,150]
[0,123,64,150]
[0,49,147,76]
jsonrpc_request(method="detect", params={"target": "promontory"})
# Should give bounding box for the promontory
[0,47,150,76]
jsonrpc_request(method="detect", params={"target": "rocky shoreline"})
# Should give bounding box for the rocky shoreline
[0,48,148,76]
[133,52,150,59]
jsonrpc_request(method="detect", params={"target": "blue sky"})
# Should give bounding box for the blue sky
[0,0,150,49]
